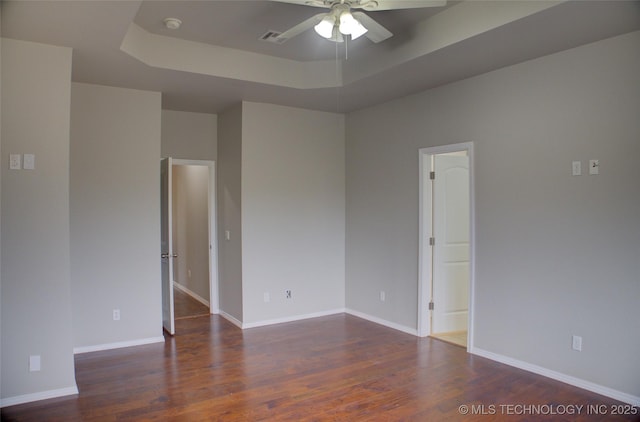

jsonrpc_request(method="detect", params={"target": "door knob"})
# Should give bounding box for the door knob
[161,253,178,259]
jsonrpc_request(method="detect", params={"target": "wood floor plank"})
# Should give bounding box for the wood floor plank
[2,314,638,421]
[173,287,210,320]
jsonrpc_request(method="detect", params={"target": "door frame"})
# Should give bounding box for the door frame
[418,142,475,350]
[171,159,219,314]
[161,157,176,335]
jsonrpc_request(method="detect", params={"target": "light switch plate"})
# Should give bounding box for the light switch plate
[23,154,35,170]
[572,335,582,351]
[572,161,581,176]
[589,160,599,175]
[10,154,21,170]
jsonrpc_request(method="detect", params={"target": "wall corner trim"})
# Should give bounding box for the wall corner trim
[1,386,79,408]
[471,347,640,407]
[345,309,418,336]
[218,310,244,329]
[173,281,210,307]
[242,309,345,330]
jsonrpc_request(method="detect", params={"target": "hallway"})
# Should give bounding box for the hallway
[173,286,209,320]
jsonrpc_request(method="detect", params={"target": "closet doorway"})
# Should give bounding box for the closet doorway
[418,143,475,350]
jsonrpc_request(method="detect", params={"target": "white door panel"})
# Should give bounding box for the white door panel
[432,155,469,334]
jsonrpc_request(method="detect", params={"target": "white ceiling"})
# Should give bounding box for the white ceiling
[2,1,640,114]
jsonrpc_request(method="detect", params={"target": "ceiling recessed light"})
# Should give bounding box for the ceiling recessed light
[163,18,182,30]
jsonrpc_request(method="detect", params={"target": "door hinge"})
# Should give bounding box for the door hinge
[429,237,435,246]
[428,302,434,310]
[430,171,435,180]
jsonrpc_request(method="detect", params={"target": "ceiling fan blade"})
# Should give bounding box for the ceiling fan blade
[270,0,331,9]
[352,12,393,43]
[359,0,446,11]
[276,13,327,43]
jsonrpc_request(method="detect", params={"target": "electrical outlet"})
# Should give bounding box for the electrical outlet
[113,309,121,321]
[380,291,386,302]
[10,154,21,170]
[572,335,582,351]
[285,290,292,299]
[264,292,270,303]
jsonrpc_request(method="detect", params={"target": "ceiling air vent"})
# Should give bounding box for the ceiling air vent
[259,30,287,44]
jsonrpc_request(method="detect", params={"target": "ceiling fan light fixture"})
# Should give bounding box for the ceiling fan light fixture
[349,22,368,40]
[338,11,355,33]
[314,15,336,39]
[330,26,345,43]
[339,10,368,40]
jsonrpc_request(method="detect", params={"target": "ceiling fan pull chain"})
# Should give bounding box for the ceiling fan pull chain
[345,34,349,60]
[334,40,341,113]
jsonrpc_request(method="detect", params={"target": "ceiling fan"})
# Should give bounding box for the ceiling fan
[272,0,446,44]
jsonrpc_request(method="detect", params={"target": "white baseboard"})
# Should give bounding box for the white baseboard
[218,310,243,329]
[173,281,210,307]
[73,336,165,355]
[242,308,345,329]
[219,307,417,335]
[471,347,640,407]
[1,385,78,408]
[345,308,418,336]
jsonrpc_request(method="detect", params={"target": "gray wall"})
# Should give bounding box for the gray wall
[70,83,162,349]
[1,39,76,400]
[161,110,217,160]
[346,31,640,397]
[172,164,210,302]
[0,10,4,398]
[241,102,345,324]
[217,104,243,322]
[162,106,217,307]
[216,102,346,325]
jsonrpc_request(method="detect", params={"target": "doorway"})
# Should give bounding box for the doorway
[161,158,218,335]
[418,143,475,350]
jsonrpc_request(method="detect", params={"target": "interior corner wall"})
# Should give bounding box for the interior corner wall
[1,38,76,401]
[70,82,162,349]
[172,165,210,301]
[346,31,640,398]
[241,102,345,324]
[216,104,243,322]
[161,110,217,160]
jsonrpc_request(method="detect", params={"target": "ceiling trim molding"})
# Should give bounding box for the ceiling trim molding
[120,23,342,89]
[343,0,564,84]
[120,2,565,92]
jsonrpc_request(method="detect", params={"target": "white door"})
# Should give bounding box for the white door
[161,157,175,335]
[432,154,470,334]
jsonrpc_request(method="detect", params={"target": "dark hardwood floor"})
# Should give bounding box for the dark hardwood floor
[2,314,638,421]
[173,287,210,320]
